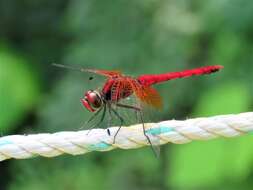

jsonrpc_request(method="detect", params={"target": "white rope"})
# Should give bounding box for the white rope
[0,112,252,161]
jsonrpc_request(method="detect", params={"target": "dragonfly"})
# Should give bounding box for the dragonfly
[53,64,223,154]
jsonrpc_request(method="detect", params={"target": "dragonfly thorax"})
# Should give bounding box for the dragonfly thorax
[81,90,103,112]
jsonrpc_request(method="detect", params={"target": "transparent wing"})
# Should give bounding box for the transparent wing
[52,63,122,77]
[110,77,163,109]
[85,69,122,77]
[130,80,162,157]
[110,78,161,157]
[128,80,163,110]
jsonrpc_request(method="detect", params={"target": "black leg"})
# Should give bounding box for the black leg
[116,103,159,157]
[107,105,118,136]
[116,103,141,111]
[86,105,107,134]
[107,106,113,135]
[116,103,140,123]
[138,110,160,157]
[110,107,124,143]
[82,106,103,129]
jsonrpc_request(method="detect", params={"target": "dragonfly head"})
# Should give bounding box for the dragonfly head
[81,90,103,112]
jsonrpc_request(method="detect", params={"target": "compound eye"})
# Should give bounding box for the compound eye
[84,91,102,110]
[81,98,95,112]
[85,90,93,96]
[89,92,102,108]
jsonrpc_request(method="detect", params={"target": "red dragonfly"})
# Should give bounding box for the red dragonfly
[53,64,223,151]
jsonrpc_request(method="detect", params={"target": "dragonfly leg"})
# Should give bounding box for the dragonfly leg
[118,103,159,157]
[86,105,107,134]
[114,103,159,156]
[110,107,124,144]
[116,103,141,111]
[138,110,159,157]
[80,106,103,130]
[86,107,103,124]
[107,107,113,136]
[116,103,140,123]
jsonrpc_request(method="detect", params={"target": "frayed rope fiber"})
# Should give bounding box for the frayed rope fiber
[0,112,252,161]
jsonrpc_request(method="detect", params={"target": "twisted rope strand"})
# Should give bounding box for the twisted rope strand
[0,112,252,161]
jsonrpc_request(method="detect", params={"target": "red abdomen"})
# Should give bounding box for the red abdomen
[137,65,223,86]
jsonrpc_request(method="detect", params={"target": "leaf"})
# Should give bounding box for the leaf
[0,47,40,132]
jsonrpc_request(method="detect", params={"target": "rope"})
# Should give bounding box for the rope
[0,112,252,161]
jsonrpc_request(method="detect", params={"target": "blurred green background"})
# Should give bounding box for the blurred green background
[0,0,253,189]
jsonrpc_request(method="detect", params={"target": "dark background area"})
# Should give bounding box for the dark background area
[0,0,253,189]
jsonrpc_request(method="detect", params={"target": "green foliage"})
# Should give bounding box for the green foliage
[169,135,253,189]
[193,81,251,116]
[0,46,40,132]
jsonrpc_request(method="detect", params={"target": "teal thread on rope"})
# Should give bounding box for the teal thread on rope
[88,142,111,151]
[146,126,174,135]
[0,139,13,147]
